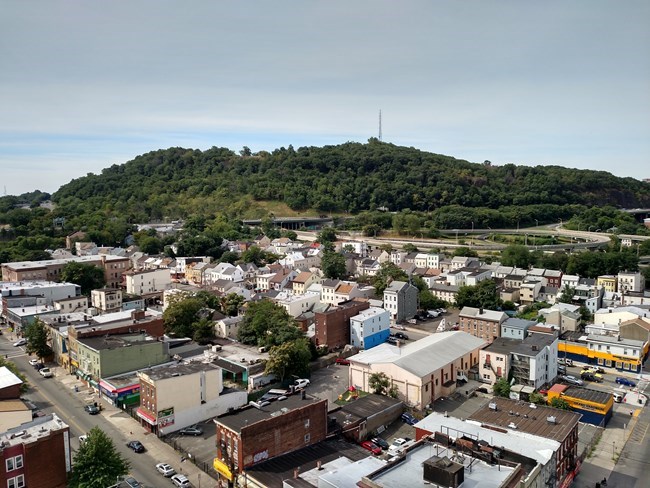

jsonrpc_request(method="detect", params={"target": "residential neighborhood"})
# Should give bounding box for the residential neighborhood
[0,224,649,488]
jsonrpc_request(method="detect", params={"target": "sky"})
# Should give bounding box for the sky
[1,1,649,196]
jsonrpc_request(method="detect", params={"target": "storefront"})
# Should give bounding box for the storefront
[99,380,140,408]
[136,407,158,434]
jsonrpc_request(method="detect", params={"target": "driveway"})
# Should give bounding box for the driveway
[309,363,351,409]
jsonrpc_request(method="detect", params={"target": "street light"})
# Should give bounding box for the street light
[535,219,539,227]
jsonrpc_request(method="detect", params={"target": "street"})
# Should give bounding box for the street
[0,334,174,488]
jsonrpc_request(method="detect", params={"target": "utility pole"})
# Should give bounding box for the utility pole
[378,110,382,142]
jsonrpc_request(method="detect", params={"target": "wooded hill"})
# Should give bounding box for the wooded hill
[52,140,650,224]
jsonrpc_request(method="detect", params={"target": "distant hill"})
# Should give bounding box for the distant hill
[52,140,650,221]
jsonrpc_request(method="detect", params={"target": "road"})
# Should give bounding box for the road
[1,335,165,488]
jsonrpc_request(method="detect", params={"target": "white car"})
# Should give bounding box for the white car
[294,379,310,389]
[29,359,40,366]
[79,435,88,443]
[171,474,191,487]
[155,463,176,477]
[39,368,53,378]
[13,338,27,347]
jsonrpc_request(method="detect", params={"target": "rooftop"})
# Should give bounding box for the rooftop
[78,334,158,351]
[468,396,581,442]
[459,307,508,322]
[0,366,23,389]
[0,414,68,447]
[510,333,557,356]
[338,393,402,419]
[586,334,644,347]
[349,331,487,378]
[552,384,612,405]
[483,338,521,355]
[216,393,325,433]
[139,362,220,381]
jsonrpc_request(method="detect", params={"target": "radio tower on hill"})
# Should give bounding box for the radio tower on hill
[378,110,382,142]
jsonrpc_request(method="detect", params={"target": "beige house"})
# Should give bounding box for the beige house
[348,331,486,410]
[479,338,517,385]
[91,288,123,313]
[291,271,319,295]
[458,307,508,344]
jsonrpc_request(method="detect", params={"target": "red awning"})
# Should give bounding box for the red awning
[136,408,157,425]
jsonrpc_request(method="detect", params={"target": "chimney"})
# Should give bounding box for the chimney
[479,308,484,315]
[293,469,299,479]
[396,340,401,348]
[317,460,322,470]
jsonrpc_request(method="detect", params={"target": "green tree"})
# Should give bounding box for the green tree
[550,397,571,410]
[68,427,129,488]
[222,293,245,316]
[456,279,502,310]
[371,262,409,296]
[264,338,311,383]
[402,243,419,253]
[317,227,337,245]
[528,392,547,405]
[163,296,204,337]
[500,244,532,268]
[493,377,511,398]
[321,250,347,279]
[453,247,479,258]
[238,300,302,348]
[369,372,391,395]
[60,262,106,295]
[24,319,52,361]
[192,317,216,344]
[557,285,575,304]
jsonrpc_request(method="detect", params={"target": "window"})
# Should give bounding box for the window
[7,475,25,488]
[304,419,310,428]
[304,433,311,443]
[5,456,22,472]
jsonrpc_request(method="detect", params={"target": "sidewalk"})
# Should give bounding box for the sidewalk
[574,408,640,487]
[53,367,214,488]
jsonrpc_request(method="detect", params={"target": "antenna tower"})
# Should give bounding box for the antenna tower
[378,110,382,142]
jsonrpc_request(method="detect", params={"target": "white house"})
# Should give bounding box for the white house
[125,268,171,295]
[349,307,390,350]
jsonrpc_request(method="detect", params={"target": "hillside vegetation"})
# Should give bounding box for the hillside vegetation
[52,140,650,223]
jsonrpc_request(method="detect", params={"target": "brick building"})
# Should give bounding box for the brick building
[213,393,327,484]
[314,299,369,350]
[0,414,70,488]
[458,307,508,344]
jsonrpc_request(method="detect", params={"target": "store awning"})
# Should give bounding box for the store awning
[136,408,157,425]
[213,458,233,481]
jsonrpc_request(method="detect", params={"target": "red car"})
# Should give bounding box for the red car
[360,441,382,455]
[335,358,350,365]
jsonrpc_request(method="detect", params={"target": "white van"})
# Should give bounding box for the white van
[613,392,624,403]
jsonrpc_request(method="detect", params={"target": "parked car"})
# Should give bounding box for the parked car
[360,440,382,455]
[39,368,53,378]
[294,379,310,389]
[387,437,411,457]
[78,435,88,443]
[560,375,584,386]
[171,474,192,487]
[335,357,350,365]
[28,358,40,366]
[179,425,203,436]
[34,363,46,371]
[371,437,389,450]
[124,477,142,488]
[401,412,417,425]
[13,338,27,347]
[557,365,567,375]
[392,437,410,447]
[558,358,574,367]
[616,377,636,387]
[582,366,605,375]
[580,372,603,383]
[386,337,398,345]
[155,463,176,477]
[394,332,409,340]
[127,440,145,453]
[613,392,625,403]
[84,404,100,415]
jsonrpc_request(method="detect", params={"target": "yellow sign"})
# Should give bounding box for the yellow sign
[213,458,233,481]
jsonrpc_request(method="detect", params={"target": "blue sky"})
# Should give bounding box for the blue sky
[1,1,649,196]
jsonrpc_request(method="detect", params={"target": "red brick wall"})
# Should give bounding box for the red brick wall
[240,399,327,469]
[0,384,22,400]
[315,300,369,350]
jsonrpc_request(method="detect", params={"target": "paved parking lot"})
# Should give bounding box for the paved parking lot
[310,363,351,409]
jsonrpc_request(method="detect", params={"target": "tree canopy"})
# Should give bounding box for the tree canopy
[237,300,302,348]
[24,319,53,360]
[60,262,106,295]
[68,427,130,488]
[456,279,502,310]
[264,338,311,384]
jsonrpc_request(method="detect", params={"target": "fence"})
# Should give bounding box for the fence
[160,436,219,481]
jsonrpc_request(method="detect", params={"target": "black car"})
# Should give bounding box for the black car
[127,440,145,453]
[394,332,409,340]
[371,437,390,450]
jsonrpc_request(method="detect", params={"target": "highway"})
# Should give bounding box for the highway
[0,335,166,488]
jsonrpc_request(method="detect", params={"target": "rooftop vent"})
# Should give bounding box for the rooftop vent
[488,402,498,411]
[508,422,518,429]
[529,404,537,409]
[547,416,557,424]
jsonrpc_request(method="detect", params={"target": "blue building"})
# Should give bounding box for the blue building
[350,307,390,350]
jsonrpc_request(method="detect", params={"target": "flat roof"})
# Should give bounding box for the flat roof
[0,366,23,389]
[484,338,521,355]
[510,333,557,356]
[139,362,220,381]
[78,334,157,351]
[339,394,402,419]
[0,399,30,413]
[415,412,558,465]
[245,438,370,487]
[563,386,612,405]
[368,441,516,488]
[0,414,68,447]
[468,396,581,442]
[217,393,326,433]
